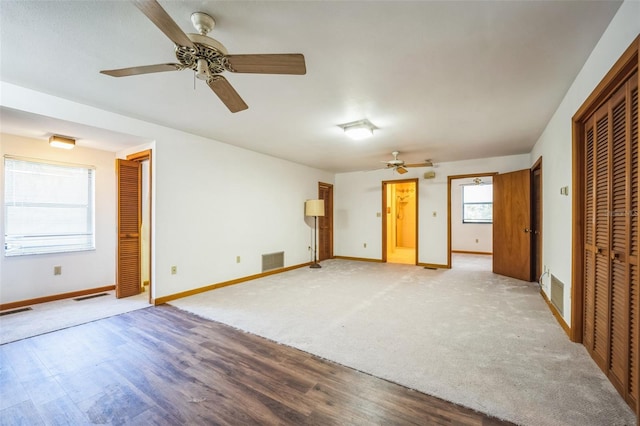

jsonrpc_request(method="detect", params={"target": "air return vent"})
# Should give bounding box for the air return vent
[0,307,32,316]
[74,293,108,301]
[262,251,284,272]
[550,274,564,316]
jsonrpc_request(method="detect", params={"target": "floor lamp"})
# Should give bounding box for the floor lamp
[305,199,325,268]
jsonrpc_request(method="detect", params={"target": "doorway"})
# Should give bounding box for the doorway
[382,179,418,264]
[318,182,334,261]
[447,172,497,269]
[447,169,541,280]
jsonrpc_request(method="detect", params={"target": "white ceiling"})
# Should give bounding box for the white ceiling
[0,1,622,172]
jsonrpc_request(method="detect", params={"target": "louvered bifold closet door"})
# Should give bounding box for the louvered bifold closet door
[583,71,639,410]
[593,105,611,370]
[629,74,638,409]
[610,85,630,395]
[117,159,142,299]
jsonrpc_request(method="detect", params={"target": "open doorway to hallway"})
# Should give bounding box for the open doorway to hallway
[448,173,496,269]
[383,179,418,265]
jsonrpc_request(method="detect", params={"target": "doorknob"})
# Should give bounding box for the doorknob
[611,252,619,260]
[524,227,531,233]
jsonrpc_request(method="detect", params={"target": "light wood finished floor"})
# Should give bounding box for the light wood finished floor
[1,305,513,425]
[386,246,415,264]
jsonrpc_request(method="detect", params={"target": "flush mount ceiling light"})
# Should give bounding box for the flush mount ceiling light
[48,135,76,149]
[338,119,377,140]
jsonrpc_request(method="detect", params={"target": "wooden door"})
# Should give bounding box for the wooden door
[493,169,532,281]
[116,159,141,298]
[583,72,638,410]
[318,182,333,261]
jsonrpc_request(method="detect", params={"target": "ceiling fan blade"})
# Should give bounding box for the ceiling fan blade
[207,76,248,113]
[405,161,434,168]
[132,0,195,48]
[396,167,408,174]
[225,54,306,75]
[100,63,182,77]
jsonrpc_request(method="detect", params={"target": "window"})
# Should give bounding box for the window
[462,183,493,224]
[4,156,95,256]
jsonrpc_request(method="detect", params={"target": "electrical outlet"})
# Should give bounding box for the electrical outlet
[171,265,177,275]
[236,256,241,263]
[54,266,62,275]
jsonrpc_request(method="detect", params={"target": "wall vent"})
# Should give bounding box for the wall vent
[74,293,108,301]
[262,251,284,272]
[0,307,32,316]
[550,274,564,316]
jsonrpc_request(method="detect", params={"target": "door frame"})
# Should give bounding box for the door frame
[382,178,418,264]
[571,37,639,344]
[318,182,334,260]
[531,156,543,283]
[124,149,153,304]
[447,172,497,269]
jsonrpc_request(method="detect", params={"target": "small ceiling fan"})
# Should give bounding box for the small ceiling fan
[459,177,492,186]
[382,151,433,174]
[100,0,306,113]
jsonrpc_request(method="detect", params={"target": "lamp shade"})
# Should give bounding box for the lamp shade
[305,199,325,217]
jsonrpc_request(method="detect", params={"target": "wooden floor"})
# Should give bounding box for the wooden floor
[0,305,513,425]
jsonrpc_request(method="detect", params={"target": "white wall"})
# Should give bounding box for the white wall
[0,134,117,303]
[148,134,333,299]
[0,83,333,303]
[334,154,529,265]
[530,0,639,323]
[451,177,493,253]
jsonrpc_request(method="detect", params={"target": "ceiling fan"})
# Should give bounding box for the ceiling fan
[459,177,492,186]
[100,0,306,113]
[382,151,433,174]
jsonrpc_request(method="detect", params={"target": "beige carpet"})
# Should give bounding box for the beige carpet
[0,289,149,344]
[170,255,637,426]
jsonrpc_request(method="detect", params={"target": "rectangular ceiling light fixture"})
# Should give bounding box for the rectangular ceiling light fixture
[49,135,76,149]
[338,119,377,140]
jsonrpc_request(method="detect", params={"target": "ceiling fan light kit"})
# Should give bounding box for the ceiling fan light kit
[382,151,434,174]
[100,1,306,112]
[339,119,377,140]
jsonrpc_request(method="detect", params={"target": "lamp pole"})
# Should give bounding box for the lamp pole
[311,214,321,268]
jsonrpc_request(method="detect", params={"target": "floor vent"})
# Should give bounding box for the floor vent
[74,293,109,301]
[0,307,33,316]
[262,251,284,272]
[550,274,564,316]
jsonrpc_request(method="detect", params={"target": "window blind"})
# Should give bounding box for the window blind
[4,156,95,256]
